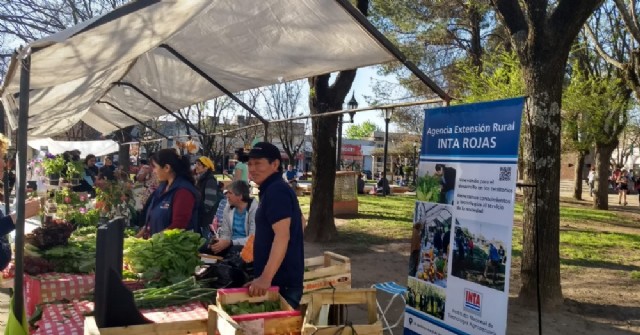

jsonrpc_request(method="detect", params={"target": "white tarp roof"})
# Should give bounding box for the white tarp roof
[0,0,396,137]
[27,138,120,158]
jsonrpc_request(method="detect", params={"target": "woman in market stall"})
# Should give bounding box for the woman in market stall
[0,134,41,270]
[137,148,199,238]
[194,156,222,238]
[200,180,257,257]
[72,154,98,196]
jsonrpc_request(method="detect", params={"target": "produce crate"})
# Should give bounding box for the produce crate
[302,288,382,335]
[209,287,302,335]
[301,252,351,304]
[25,272,95,318]
[84,301,209,335]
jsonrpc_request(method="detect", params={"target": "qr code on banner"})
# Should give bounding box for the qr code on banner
[499,167,512,181]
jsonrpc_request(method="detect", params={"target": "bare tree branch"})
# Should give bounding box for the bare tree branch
[584,24,625,70]
[613,0,640,43]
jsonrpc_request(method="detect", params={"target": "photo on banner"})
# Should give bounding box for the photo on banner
[410,202,452,288]
[450,219,511,293]
[405,97,524,335]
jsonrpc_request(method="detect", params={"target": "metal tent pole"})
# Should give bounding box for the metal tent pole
[0,103,9,215]
[97,101,170,140]
[113,82,205,137]
[13,51,31,321]
[159,44,270,135]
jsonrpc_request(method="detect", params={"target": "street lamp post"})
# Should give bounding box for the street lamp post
[337,92,359,170]
[382,108,393,196]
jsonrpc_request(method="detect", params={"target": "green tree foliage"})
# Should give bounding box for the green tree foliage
[369,0,497,97]
[453,50,524,103]
[345,121,379,139]
[563,63,629,152]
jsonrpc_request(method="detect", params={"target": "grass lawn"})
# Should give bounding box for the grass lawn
[300,195,640,278]
[298,195,414,246]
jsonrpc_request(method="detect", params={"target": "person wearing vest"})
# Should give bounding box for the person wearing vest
[138,149,199,238]
[200,180,257,256]
[194,156,221,238]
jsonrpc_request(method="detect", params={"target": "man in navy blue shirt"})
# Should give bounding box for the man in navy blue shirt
[245,142,304,309]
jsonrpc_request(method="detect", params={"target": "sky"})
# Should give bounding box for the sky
[316,65,406,134]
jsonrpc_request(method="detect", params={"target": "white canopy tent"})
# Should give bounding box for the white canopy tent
[0,0,450,323]
[0,0,442,138]
[27,138,119,158]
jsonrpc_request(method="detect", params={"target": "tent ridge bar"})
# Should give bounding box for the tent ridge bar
[113,81,205,137]
[97,100,170,140]
[158,44,270,133]
[333,0,451,103]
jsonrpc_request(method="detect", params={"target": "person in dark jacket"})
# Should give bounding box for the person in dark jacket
[0,134,41,270]
[72,154,98,196]
[138,149,199,238]
[194,156,221,238]
[99,156,116,181]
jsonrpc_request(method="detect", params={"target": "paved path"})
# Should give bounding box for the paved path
[559,179,640,209]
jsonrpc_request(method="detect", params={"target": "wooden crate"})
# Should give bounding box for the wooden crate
[301,252,351,304]
[209,287,302,335]
[302,288,382,335]
[84,316,208,335]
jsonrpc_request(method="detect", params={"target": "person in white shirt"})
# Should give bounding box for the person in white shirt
[587,166,596,197]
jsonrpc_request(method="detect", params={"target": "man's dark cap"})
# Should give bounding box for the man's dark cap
[248,142,280,160]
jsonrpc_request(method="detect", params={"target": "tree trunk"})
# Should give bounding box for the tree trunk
[305,99,339,242]
[593,144,616,210]
[572,152,586,200]
[119,144,130,174]
[518,63,564,308]
[114,126,134,174]
[492,0,603,309]
[304,0,367,242]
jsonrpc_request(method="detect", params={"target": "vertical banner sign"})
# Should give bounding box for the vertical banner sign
[405,97,524,335]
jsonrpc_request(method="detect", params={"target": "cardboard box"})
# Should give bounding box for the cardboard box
[210,287,302,335]
[302,288,382,335]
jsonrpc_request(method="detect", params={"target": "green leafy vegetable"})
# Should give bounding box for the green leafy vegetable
[124,229,205,287]
[416,174,442,202]
[41,230,97,273]
[223,301,281,315]
[133,276,217,309]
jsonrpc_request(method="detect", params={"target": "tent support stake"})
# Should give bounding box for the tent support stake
[159,44,270,139]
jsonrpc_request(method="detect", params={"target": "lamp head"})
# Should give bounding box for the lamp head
[347,91,358,110]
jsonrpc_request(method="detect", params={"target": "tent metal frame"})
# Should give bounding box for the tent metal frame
[158,44,270,139]
[97,100,170,140]
[113,81,206,137]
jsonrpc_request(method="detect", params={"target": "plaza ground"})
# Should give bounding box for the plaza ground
[0,179,638,334]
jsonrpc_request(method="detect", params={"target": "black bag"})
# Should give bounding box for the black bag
[196,263,248,289]
[0,236,11,271]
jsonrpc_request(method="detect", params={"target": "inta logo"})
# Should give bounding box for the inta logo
[464,288,482,316]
